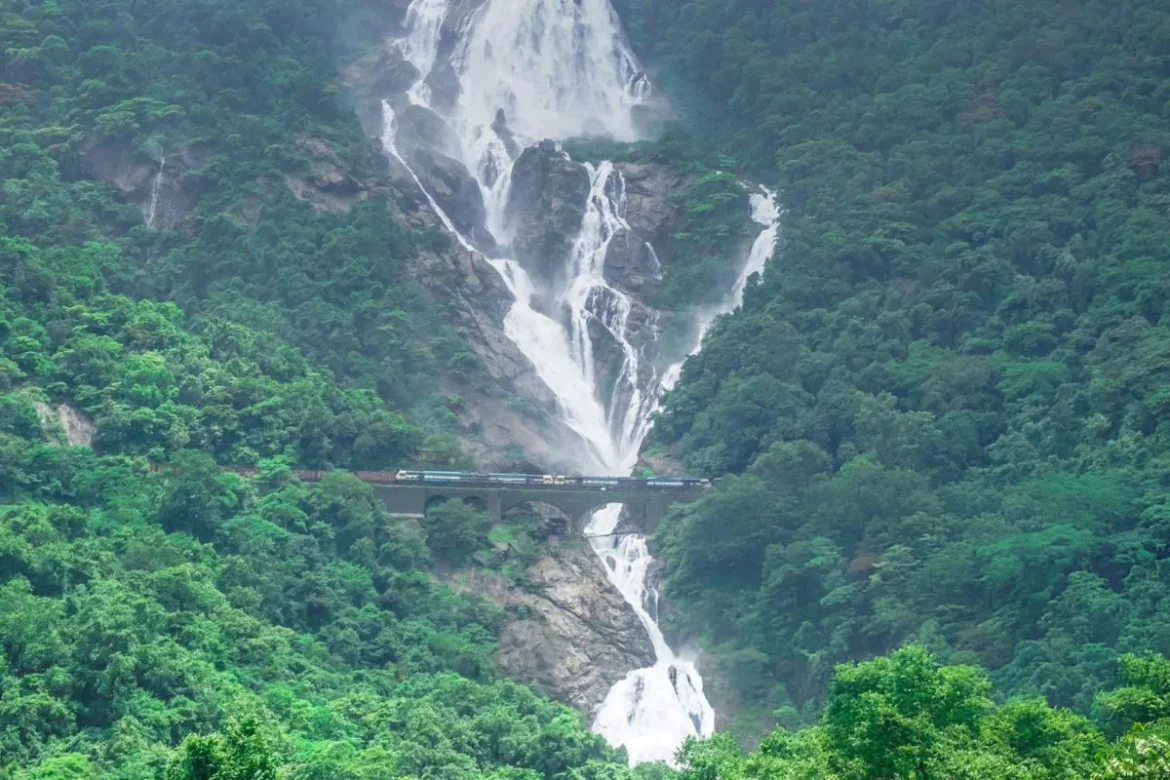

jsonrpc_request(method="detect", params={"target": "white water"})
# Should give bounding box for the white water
[383,0,779,764]
[586,186,779,766]
[661,187,781,392]
[146,154,165,227]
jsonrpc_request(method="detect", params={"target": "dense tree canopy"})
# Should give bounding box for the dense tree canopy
[7,0,1170,773]
[623,0,1170,740]
[672,647,1170,780]
[0,0,631,775]
[0,0,475,472]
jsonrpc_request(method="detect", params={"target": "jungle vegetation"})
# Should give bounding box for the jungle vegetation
[6,0,1170,775]
[0,0,625,775]
[619,0,1170,740]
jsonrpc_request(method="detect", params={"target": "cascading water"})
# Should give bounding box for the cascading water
[381,0,780,764]
[660,187,782,393]
[146,154,165,227]
[586,184,779,764]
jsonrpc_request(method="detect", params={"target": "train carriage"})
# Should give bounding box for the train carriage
[208,465,712,491]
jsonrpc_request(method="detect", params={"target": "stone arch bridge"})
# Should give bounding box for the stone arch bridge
[213,467,710,534]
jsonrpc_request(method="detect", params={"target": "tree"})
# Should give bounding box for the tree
[823,647,991,779]
[1097,655,1170,736]
[423,499,489,562]
[166,720,279,780]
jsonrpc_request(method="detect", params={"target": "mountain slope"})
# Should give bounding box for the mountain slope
[617,0,1170,733]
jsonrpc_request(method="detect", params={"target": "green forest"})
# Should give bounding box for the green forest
[0,0,624,775]
[6,0,1170,775]
[623,0,1170,746]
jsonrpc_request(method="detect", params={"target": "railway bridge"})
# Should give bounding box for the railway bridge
[215,467,711,533]
[372,482,706,532]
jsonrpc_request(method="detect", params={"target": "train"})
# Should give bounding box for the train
[215,466,710,490]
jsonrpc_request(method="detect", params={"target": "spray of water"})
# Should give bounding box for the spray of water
[382,0,780,764]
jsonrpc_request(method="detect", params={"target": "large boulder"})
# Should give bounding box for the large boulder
[70,139,204,229]
[505,141,590,288]
[424,58,462,115]
[616,162,684,244]
[391,105,496,248]
[409,146,492,248]
[343,42,421,99]
[394,103,463,160]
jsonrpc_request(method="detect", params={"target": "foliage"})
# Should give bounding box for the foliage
[0,0,475,471]
[0,0,638,776]
[0,445,642,777]
[424,498,491,563]
[674,647,1124,779]
[165,719,278,780]
[621,0,1170,725]
[0,238,424,467]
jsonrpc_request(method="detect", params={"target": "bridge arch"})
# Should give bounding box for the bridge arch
[499,496,642,534]
[461,495,487,511]
[371,482,704,532]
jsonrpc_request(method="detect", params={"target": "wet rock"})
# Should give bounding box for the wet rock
[343,41,422,140]
[603,227,662,294]
[387,105,496,247]
[440,0,489,46]
[491,109,520,158]
[424,58,462,115]
[71,139,202,228]
[616,161,685,244]
[587,315,628,409]
[505,141,590,287]
[409,146,494,248]
[343,42,421,100]
[398,213,587,471]
[448,534,656,714]
[394,103,464,160]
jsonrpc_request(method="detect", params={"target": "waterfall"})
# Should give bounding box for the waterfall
[381,0,780,764]
[587,185,779,764]
[660,187,782,392]
[146,154,165,227]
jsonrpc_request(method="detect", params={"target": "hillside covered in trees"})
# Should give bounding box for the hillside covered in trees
[7,0,1170,775]
[622,0,1170,738]
[0,0,630,775]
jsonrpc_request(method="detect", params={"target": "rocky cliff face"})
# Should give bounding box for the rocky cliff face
[449,524,656,714]
[72,139,208,229]
[391,197,588,470]
[33,401,96,447]
[505,141,590,289]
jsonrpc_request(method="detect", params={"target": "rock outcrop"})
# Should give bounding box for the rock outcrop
[390,104,496,250]
[449,525,655,714]
[33,402,96,447]
[343,42,420,109]
[284,136,372,213]
[71,139,206,229]
[603,229,662,295]
[388,184,591,472]
[505,141,590,288]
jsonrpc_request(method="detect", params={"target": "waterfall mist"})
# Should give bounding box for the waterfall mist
[379,0,780,764]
